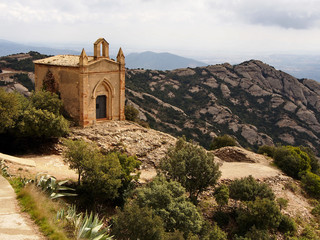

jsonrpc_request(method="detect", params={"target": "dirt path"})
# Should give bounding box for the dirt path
[1,153,77,181]
[0,175,45,240]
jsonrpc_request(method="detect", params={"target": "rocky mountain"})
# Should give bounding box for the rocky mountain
[126,60,320,154]
[125,51,206,70]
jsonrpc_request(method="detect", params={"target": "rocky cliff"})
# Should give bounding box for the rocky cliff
[126,60,320,154]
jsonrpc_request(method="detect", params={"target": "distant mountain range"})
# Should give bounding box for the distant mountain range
[0,39,79,56]
[125,51,206,70]
[0,39,319,81]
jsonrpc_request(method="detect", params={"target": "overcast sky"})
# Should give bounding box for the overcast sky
[1,0,320,59]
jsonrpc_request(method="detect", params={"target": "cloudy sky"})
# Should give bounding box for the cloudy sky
[1,0,320,59]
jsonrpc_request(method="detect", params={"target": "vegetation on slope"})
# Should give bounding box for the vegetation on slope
[0,89,69,153]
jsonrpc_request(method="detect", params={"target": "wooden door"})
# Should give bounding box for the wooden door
[96,95,106,119]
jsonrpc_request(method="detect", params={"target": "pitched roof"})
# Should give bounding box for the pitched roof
[34,55,117,67]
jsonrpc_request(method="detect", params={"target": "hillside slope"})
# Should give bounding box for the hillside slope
[126,60,320,153]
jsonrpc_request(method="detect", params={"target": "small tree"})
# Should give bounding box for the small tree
[30,90,62,115]
[136,176,203,235]
[18,107,69,138]
[0,89,22,133]
[301,171,320,198]
[210,135,237,150]
[273,146,311,179]
[276,198,288,211]
[125,105,139,121]
[214,185,229,208]
[160,137,221,203]
[229,175,275,202]
[257,145,275,158]
[63,139,98,185]
[112,201,165,240]
[236,198,282,232]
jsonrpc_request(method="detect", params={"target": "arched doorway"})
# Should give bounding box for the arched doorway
[92,78,114,120]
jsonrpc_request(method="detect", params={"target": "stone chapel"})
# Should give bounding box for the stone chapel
[34,38,125,127]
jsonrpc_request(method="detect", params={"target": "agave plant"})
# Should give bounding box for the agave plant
[35,173,77,199]
[57,205,113,240]
[0,159,10,177]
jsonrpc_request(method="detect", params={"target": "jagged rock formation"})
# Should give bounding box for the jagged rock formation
[126,60,320,154]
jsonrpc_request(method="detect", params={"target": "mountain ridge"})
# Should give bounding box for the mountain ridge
[126,59,320,155]
[125,51,206,70]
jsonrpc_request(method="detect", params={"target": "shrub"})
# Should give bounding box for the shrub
[30,90,63,115]
[18,107,69,138]
[301,171,320,198]
[136,176,203,235]
[258,145,276,158]
[244,226,272,240]
[278,214,297,234]
[311,204,320,217]
[299,146,320,175]
[229,175,275,202]
[160,137,221,203]
[0,89,22,133]
[214,184,229,207]
[210,134,237,150]
[64,140,141,203]
[200,221,227,240]
[80,152,123,201]
[0,89,69,139]
[63,139,99,184]
[125,105,139,121]
[273,146,311,179]
[236,198,282,232]
[111,202,165,240]
[277,197,288,211]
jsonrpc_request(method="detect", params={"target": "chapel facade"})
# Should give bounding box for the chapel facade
[34,38,125,127]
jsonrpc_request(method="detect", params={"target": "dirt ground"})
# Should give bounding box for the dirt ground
[1,145,316,228]
[3,154,77,181]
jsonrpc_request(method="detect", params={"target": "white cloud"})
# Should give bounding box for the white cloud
[0,0,319,56]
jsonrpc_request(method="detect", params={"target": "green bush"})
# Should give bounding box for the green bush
[276,197,288,211]
[273,146,311,179]
[278,214,297,234]
[210,134,237,150]
[30,90,63,115]
[160,137,221,203]
[244,226,272,240]
[63,139,99,184]
[112,202,165,240]
[301,171,320,198]
[258,145,276,157]
[64,139,141,203]
[236,198,282,232]
[214,184,229,207]
[136,176,203,235]
[299,146,320,175]
[18,107,69,138]
[0,89,69,139]
[125,105,139,121]
[311,204,320,217]
[200,221,227,240]
[0,89,22,133]
[229,175,275,202]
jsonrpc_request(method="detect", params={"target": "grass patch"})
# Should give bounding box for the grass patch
[9,178,71,240]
